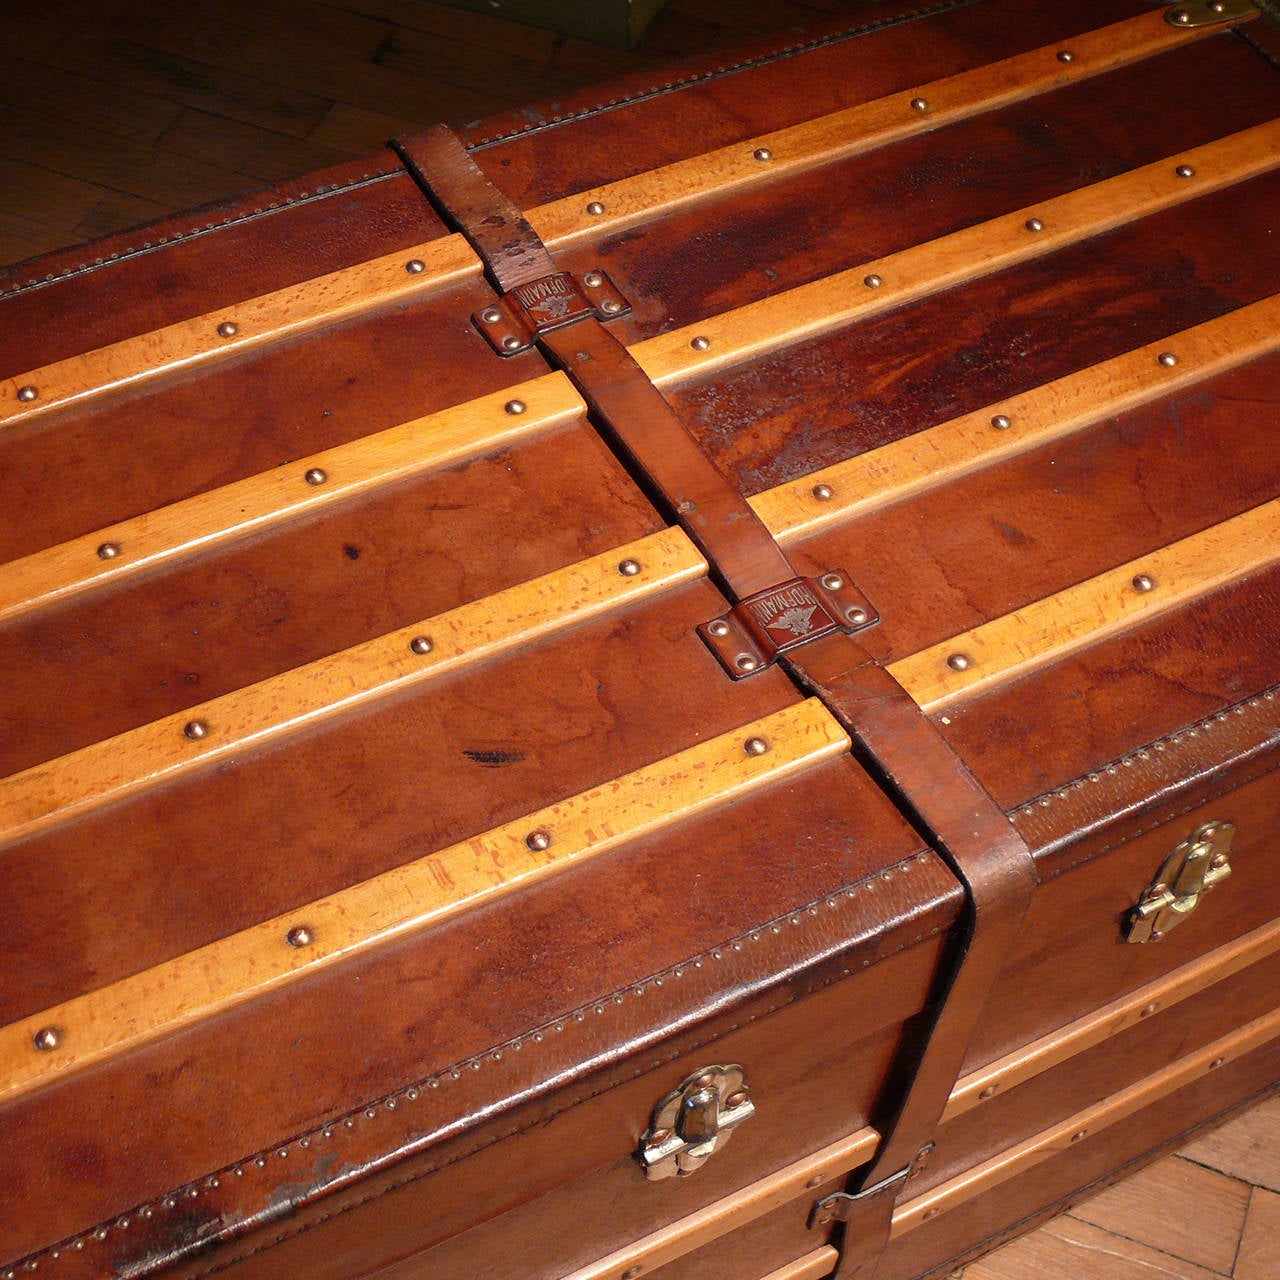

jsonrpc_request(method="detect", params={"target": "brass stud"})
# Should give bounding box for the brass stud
[1070,1129,1087,1142]
[990,414,1012,430]
[1056,49,1076,63]
[617,558,641,576]
[216,321,239,338]
[979,1085,998,1099]
[910,96,929,111]
[481,308,502,324]
[583,271,603,288]
[753,147,773,161]
[183,720,209,741]
[1140,1002,1159,1017]
[286,925,313,948]
[501,335,521,351]
[97,541,122,560]
[585,201,605,216]
[1210,1056,1225,1069]
[1157,351,1179,367]
[409,636,433,655]
[744,736,770,756]
[735,654,759,673]
[304,467,327,486]
[1170,7,1192,22]
[863,273,883,288]
[690,335,711,351]
[1175,163,1196,179]
[725,1089,749,1108]
[622,1268,643,1280]
[847,607,868,625]
[1025,217,1045,232]
[33,1026,61,1052]
[708,619,730,637]
[525,829,552,852]
[601,298,622,315]
[1209,0,1227,9]
[504,399,526,416]
[1132,573,1157,593]
[812,483,834,500]
[405,259,426,274]
[946,653,973,672]
[806,1174,825,1189]
[16,385,38,402]
[821,572,844,590]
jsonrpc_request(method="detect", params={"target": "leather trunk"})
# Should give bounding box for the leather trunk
[2,2,1279,1278]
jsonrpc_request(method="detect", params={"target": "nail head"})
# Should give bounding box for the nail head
[216,321,239,338]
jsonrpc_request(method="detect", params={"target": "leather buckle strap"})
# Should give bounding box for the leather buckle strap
[474,269,632,356]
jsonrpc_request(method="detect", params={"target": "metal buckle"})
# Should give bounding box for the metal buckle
[699,572,878,679]
[473,270,631,355]
[808,1166,910,1228]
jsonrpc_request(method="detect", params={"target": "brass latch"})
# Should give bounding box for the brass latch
[473,270,630,355]
[1125,820,1234,944]
[638,1064,754,1180]
[1165,1,1258,28]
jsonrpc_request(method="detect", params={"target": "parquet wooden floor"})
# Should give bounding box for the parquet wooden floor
[0,2,1276,1278]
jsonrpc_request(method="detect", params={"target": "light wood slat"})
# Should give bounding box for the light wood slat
[0,373,582,624]
[0,526,706,847]
[633,120,1280,390]
[0,10,1236,430]
[892,1002,1280,1236]
[759,1250,841,1280]
[945,918,1280,1122]
[0,235,480,425]
[888,497,1280,712]
[0,698,850,1106]
[564,1128,876,1280]
[752,294,1280,544]
[530,9,1215,249]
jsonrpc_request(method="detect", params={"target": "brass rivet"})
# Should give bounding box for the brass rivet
[16,385,38,402]
[1157,351,1179,367]
[501,335,521,351]
[286,925,313,948]
[1140,1002,1159,1017]
[923,1207,940,1220]
[1209,0,1227,9]
[601,298,622,315]
[97,541,122,560]
[812,483,834,500]
[910,96,929,111]
[1210,852,1229,869]
[622,1267,643,1280]
[1025,217,1045,232]
[650,1128,672,1144]
[725,1090,749,1108]
[216,321,239,338]
[736,654,759,672]
[405,259,426,274]
[409,636,433,655]
[1170,7,1192,22]
[863,273,883,288]
[1210,1056,1225,1069]
[304,467,327,486]
[1175,164,1196,179]
[504,399,526,415]
[753,147,773,161]
[990,414,1012,430]
[583,271,603,288]
[585,201,605,216]
[806,1174,825,1189]
[1057,49,1076,63]
[1132,573,1157,593]
[979,1085,998,1099]
[847,607,868,625]
[821,572,844,590]
[183,720,209,740]
[708,619,730,637]
[744,736,770,756]
[946,653,973,672]
[690,335,711,351]
[525,829,552,851]
[618,558,641,576]
[481,308,502,324]
[1070,1129,1087,1142]
[33,1026,61,1052]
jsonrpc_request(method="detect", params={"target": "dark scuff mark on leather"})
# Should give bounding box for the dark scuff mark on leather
[464,747,525,767]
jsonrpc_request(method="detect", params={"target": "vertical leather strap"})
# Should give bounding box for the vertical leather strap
[395,125,1038,1275]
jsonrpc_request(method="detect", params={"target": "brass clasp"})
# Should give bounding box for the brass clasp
[638,1064,754,1179]
[1125,820,1234,944]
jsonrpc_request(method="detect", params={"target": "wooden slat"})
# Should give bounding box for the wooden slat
[891,1002,1280,1236]
[888,497,1280,712]
[752,294,1280,544]
[0,233,480,424]
[0,372,582,623]
[945,918,1280,1122]
[0,526,706,847]
[0,10,1239,428]
[564,1128,876,1280]
[0,697,851,1106]
[633,120,1280,389]
[529,8,1218,249]
[759,1250,841,1280]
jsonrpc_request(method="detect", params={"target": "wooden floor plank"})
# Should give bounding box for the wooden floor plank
[307,102,420,154]
[0,160,105,232]
[73,191,177,245]
[156,108,353,182]
[1181,1097,1280,1196]
[1235,1189,1280,1280]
